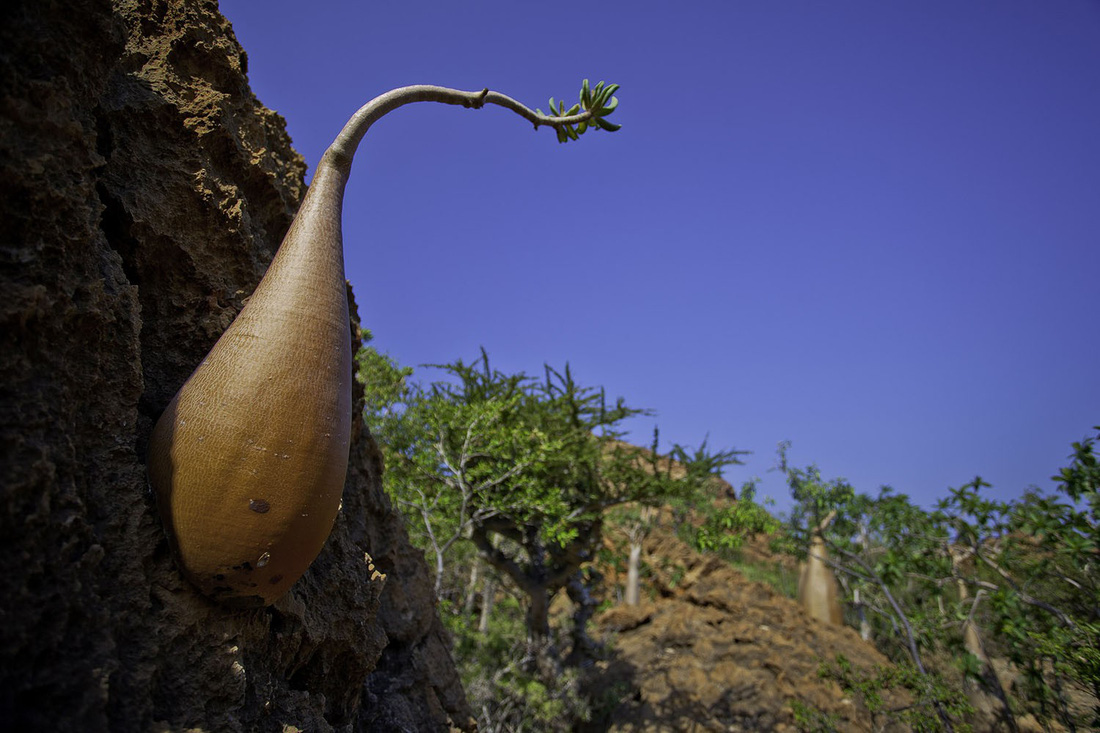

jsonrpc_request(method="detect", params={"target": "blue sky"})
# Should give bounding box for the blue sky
[219,0,1099,512]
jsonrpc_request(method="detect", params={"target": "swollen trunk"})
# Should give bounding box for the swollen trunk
[797,536,843,625]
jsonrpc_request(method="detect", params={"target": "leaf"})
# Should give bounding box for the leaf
[594,117,621,132]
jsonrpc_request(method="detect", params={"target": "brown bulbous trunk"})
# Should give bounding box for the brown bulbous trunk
[146,83,599,609]
[798,535,843,626]
[148,158,353,607]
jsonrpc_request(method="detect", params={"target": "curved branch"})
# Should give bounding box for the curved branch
[326,84,596,171]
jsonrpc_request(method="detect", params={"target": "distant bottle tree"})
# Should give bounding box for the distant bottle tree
[733,433,1100,732]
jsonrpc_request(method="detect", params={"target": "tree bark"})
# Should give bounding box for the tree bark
[565,571,599,666]
[478,576,495,634]
[464,560,480,616]
[625,542,642,606]
[957,579,1018,731]
[798,535,843,625]
[854,587,872,641]
[526,587,552,646]
[434,546,446,601]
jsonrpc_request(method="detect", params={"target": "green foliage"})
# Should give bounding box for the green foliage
[359,344,741,658]
[776,442,854,530]
[726,555,799,600]
[768,430,1100,730]
[537,79,622,142]
[789,698,840,733]
[356,342,413,426]
[816,655,973,733]
[362,336,1099,729]
[360,343,743,725]
[445,593,591,731]
[934,427,1100,729]
[693,480,782,553]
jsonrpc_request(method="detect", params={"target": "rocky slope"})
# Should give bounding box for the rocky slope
[584,524,912,732]
[576,514,1057,732]
[0,0,470,730]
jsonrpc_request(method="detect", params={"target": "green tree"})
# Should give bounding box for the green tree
[937,427,1100,730]
[359,346,743,667]
[687,431,1099,731]
[769,448,972,732]
[610,431,748,606]
[692,477,780,555]
[774,433,1100,731]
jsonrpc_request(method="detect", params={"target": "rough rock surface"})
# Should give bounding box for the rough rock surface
[586,527,913,732]
[0,0,470,730]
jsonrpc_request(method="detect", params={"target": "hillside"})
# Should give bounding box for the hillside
[578,516,910,731]
[559,506,1068,733]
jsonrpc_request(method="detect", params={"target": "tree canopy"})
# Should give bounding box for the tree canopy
[357,344,743,662]
[705,431,1100,731]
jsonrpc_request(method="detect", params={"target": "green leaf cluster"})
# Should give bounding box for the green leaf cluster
[693,480,781,553]
[537,79,621,143]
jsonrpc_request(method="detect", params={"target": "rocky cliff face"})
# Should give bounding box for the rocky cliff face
[0,0,470,729]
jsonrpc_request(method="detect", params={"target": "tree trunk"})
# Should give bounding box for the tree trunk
[798,535,843,625]
[857,519,872,640]
[565,571,598,666]
[526,587,551,646]
[0,2,474,728]
[957,580,1018,731]
[464,560,480,616]
[433,547,446,601]
[625,542,642,606]
[478,576,495,634]
[522,586,562,677]
[854,587,872,641]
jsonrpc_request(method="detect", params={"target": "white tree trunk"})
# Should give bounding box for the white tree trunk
[463,560,480,616]
[854,587,872,641]
[478,576,495,634]
[433,547,445,601]
[625,542,642,606]
[798,535,843,625]
[956,571,1018,730]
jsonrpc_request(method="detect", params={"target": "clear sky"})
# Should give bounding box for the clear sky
[219,0,1099,512]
